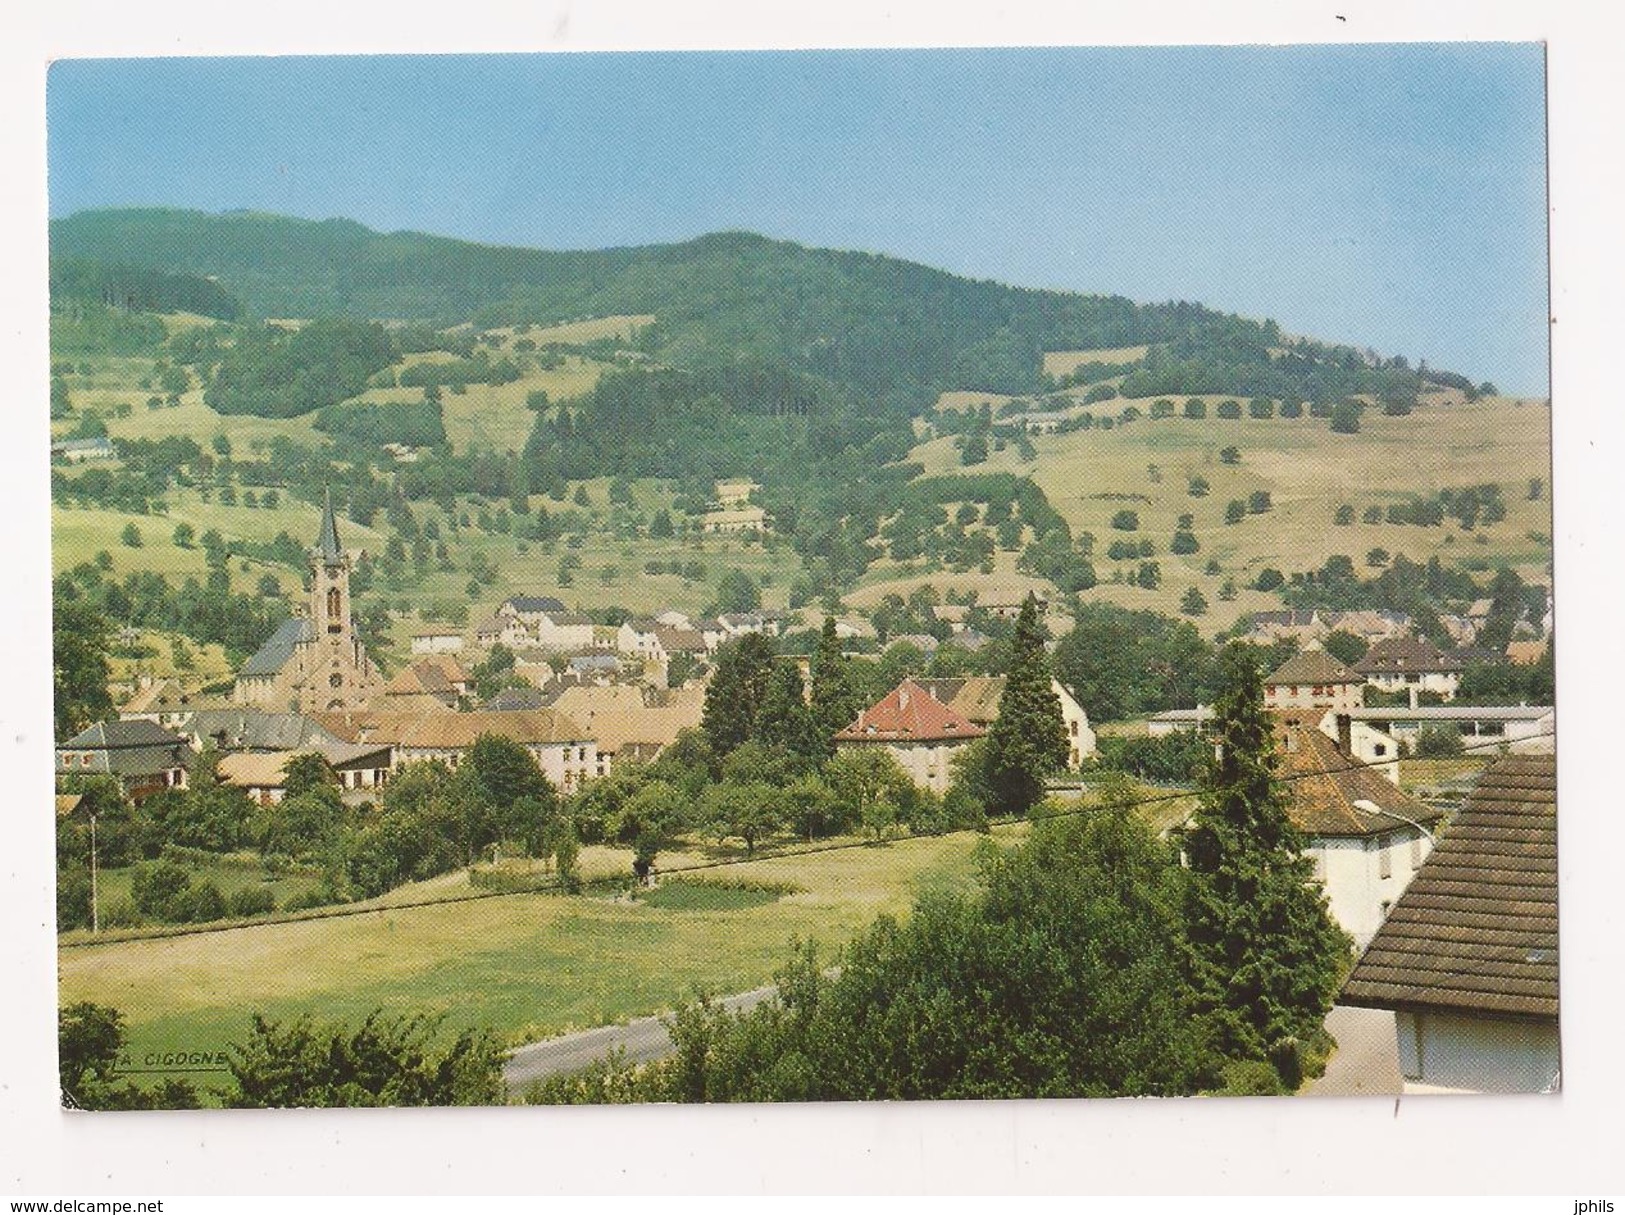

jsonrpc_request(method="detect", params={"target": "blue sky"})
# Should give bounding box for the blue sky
[47,45,1549,394]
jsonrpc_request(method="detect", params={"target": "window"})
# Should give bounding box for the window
[1374,744,1387,757]
[1378,835,1393,879]
[330,672,344,688]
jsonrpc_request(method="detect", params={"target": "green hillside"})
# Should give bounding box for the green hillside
[50,208,1469,412]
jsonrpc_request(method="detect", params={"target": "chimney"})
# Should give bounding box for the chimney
[898,684,910,711]
[1336,713,1353,756]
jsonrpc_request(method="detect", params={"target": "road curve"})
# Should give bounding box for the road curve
[503,985,777,1094]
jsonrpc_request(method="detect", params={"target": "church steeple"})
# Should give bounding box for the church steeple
[317,487,344,563]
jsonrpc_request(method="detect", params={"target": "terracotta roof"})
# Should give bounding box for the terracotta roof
[652,625,707,654]
[1353,636,1463,676]
[1264,649,1363,686]
[1276,715,1444,838]
[1342,754,1558,1021]
[834,679,986,744]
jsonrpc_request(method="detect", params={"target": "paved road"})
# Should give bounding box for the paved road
[1303,1004,1404,1097]
[503,985,777,1094]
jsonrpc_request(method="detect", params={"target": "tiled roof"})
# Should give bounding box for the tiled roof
[239,618,314,677]
[1275,715,1444,838]
[915,676,1009,726]
[57,719,191,777]
[483,685,549,711]
[550,684,703,755]
[314,709,591,749]
[505,596,567,614]
[834,679,986,744]
[1264,649,1363,687]
[61,719,187,749]
[181,708,348,753]
[1353,636,1463,675]
[1341,754,1558,1021]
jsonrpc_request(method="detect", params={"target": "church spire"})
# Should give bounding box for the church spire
[317,487,343,562]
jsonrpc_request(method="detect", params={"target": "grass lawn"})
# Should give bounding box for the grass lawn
[57,824,1027,1078]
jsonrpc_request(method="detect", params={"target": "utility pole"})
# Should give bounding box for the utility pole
[89,811,100,934]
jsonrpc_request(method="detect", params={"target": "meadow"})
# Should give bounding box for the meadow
[907,391,1552,629]
[57,824,1025,1078]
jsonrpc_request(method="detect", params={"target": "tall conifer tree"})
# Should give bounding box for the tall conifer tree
[701,632,778,757]
[983,596,1068,816]
[1182,642,1350,1071]
[810,617,859,756]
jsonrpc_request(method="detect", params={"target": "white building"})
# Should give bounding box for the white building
[1339,705,1555,756]
[1275,713,1444,951]
[916,675,1096,768]
[833,679,985,794]
[1342,755,1560,1093]
[411,629,465,655]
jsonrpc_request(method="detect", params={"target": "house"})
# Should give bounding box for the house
[1506,639,1549,667]
[833,678,986,793]
[499,596,567,626]
[979,593,1047,622]
[1339,705,1555,756]
[482,685,550,712]
[549,683,706,775]
[472,613,526,649]
[654,609,695,629]
[702,507,767,534]
[1274,712,1445,950]
[532,611,597,653]
[173,707,352,757]
[1354,636,1464,701]
[375,656,472,712]
[1326,609,1413,644]
[916,675,1096,767]
[1146,705,1217,738]
[217,743,394,805]
[411,629,465,656]
[1262,648,1365,711]
[118,678,209,731]
[56,719,192,800]
[714,479,761,508]
[1240,609,1329,646]
[313,709,599,794]
[567,653,623,681]
[1340,755,1559,1093]
[232,493,381,713]
[1315,711,1402,785]
[942,628,991,653]
[51,436,116,462]
[717,612,781,639]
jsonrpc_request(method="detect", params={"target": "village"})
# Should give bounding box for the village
[53,474,1557,1098]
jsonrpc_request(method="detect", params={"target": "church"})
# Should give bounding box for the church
[233,492,381,713]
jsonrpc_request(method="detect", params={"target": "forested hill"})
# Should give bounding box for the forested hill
[48,207,1293,410]
[50,207,1476,412]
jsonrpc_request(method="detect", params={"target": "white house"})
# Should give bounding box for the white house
[1146,705,1216,738]
[1342,755,1559,1093]
[411,629,465,655]
[1262,648,1365,711]
[1353,636,1463,701]
[1275,713,1443,951]
[1316,710,1402,785]
[916,675,1096,768]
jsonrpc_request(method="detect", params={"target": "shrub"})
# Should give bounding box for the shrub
[1110,510,1139,532]
[228,886,277,917]
[1216,400,1242,420]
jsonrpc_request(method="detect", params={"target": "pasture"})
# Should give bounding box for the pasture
[57,824,1025,1077]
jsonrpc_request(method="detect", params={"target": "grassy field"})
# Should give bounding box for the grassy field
[57,824,1026,1080]
[906,395,1552,631]
[1042,346,1150,377]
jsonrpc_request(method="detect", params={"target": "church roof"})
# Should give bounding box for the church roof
[239,617,315,677]
[317,487,344,563]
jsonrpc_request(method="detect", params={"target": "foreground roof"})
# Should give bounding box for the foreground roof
[834,679,985,744]
[1341,754,1558,1022]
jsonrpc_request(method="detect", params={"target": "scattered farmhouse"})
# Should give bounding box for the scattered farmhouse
[56,719,192,801]
[51,436,116,463]
[702,506,767,534]
[834,678,985,793]
[1341,755,1559,1093]
[915,675,1096,767]
[1262,648,1365,711]
[1274,712,1444,950]
[1354,636,1464,701]
[232,493,381,713]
